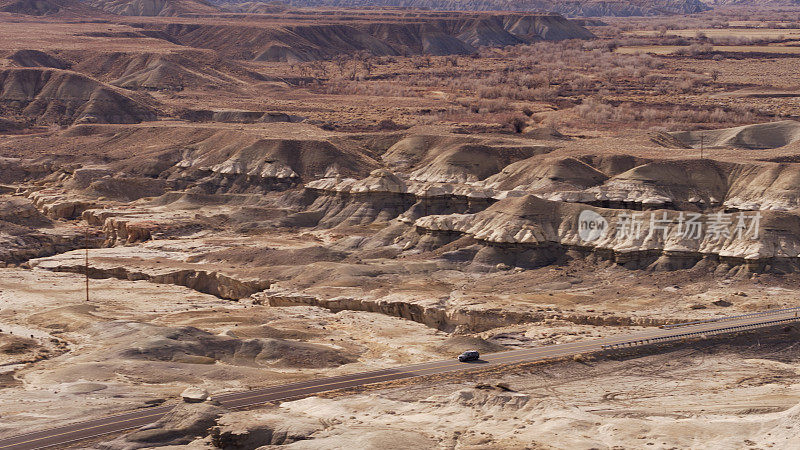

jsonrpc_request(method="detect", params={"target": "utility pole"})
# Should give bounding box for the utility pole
[85,226,89,302]
[700,133,704,160]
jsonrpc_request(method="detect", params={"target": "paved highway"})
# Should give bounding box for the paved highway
[2,307,799,450]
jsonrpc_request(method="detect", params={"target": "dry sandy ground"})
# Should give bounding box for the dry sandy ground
[0,266,485,436]
[91,328,800,449]
[2,234,799,441]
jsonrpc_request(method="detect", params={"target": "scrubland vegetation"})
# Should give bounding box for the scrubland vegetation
[300,38,774,133]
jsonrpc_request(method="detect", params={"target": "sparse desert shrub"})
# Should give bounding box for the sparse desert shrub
[504,115,527,133]
[688,43,714,56]
[477,98,511,114]
[709,108,728,123]
[673,47,690,56]
[377,118,406,130]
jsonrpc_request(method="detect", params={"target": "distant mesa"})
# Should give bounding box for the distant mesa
[282,0,710,17]
[5,50,70,70]
[0,0,63,15]
[0,0,101,15]
[0,0,710,17]
[0,68,157,125]
[65,51,271,91]
[707,0,800,5]
[219,0,290,13]
[156,13,594,62]
[85,0,221,16]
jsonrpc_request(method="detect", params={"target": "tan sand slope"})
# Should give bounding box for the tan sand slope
[669,120,800,150]
[383,134,550,183]
[65,50,271,91]
[483,156,608,193]
[71,52,263,90]
[0,0,101,16]
[0,68,157,124]
[4,49,69,69]
[86,0,221,16]
[151,13,593,62]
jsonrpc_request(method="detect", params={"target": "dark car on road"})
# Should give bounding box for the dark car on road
[458,350,480,362]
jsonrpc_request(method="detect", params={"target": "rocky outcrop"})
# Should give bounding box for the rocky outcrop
[0,196,101,264]
[28,189,96,219]
[293,168,498,228]
[255,290,685,333]
[295,149,800,230]
[101,216,157,245]
[30,250,270,299]
[181,387,210,403]
[211,410,322,448]
[97,402,227,450]
[473,155,800,213]
[180,109,305,124]
[171,135,381,193]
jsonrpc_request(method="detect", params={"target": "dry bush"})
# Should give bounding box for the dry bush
[504,115,528,133]
[688,43,714,56]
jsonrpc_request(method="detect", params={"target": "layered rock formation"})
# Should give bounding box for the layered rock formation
[170,135,381,193]
[30,248,271,299]
[0,196,94,264]
[409,194,800,272]
[11,118,800,275]
[256,288,682,333]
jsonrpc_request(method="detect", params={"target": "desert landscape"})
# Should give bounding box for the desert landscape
[1,0,800,448]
